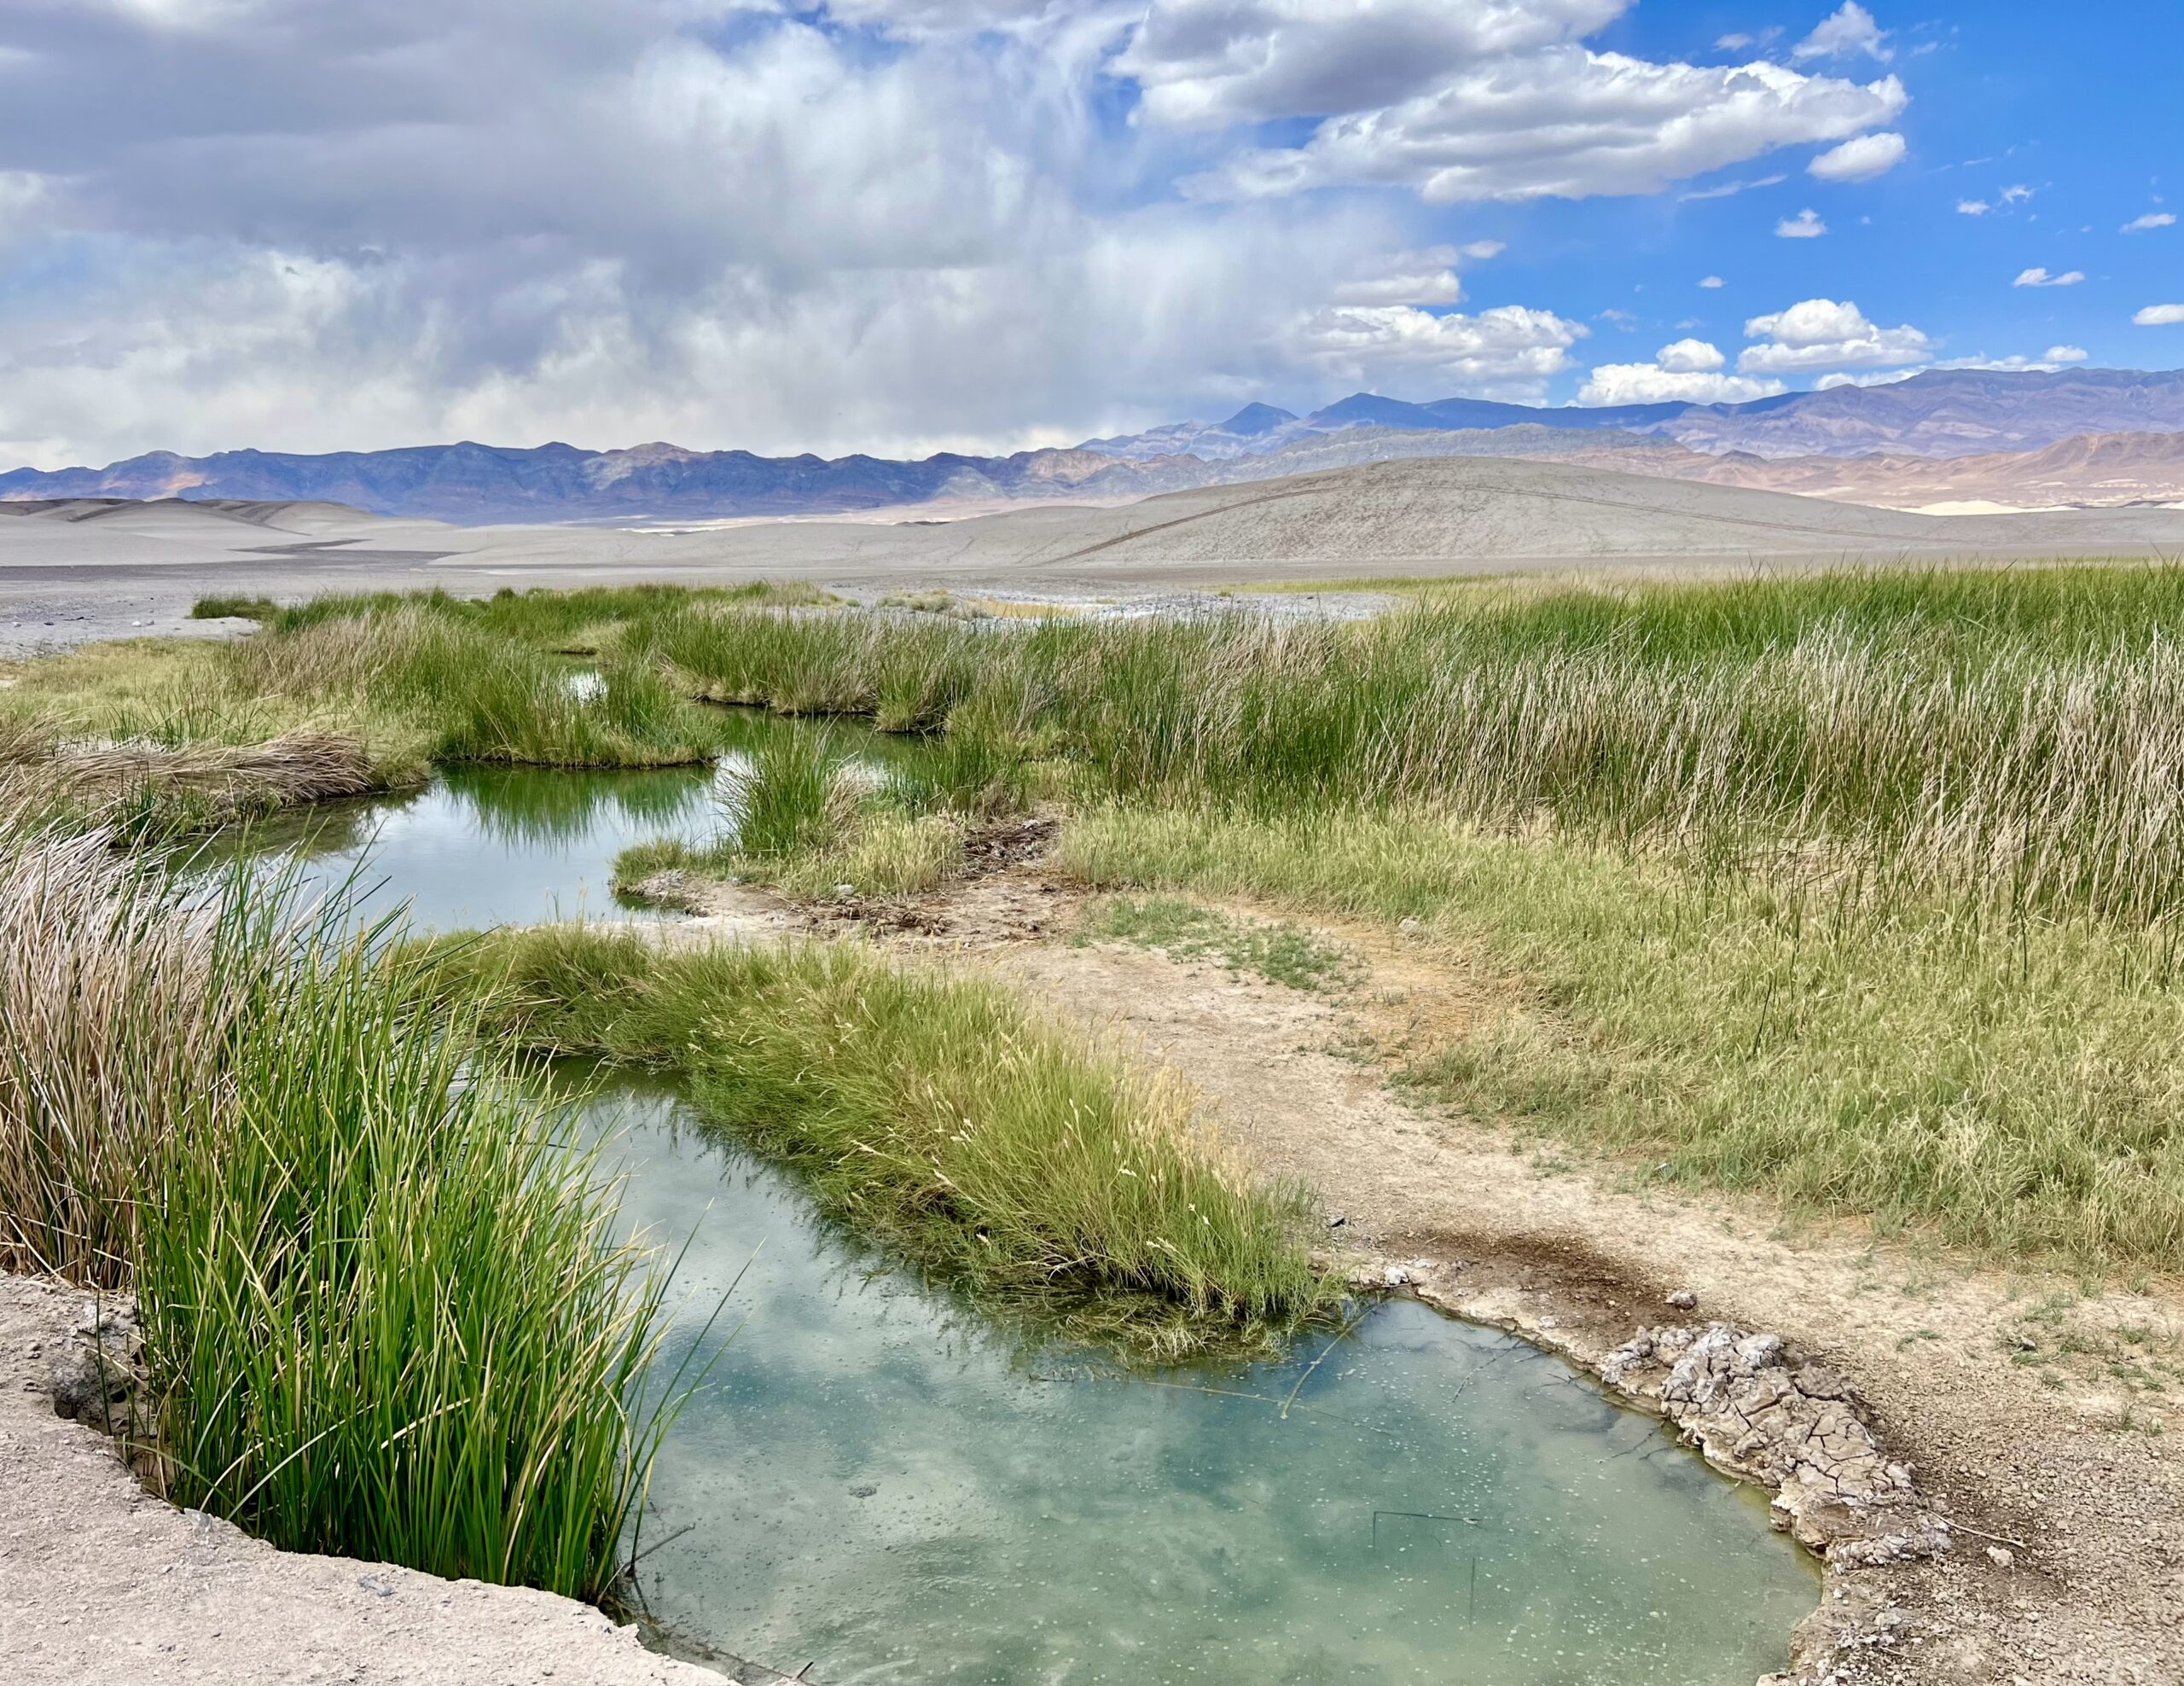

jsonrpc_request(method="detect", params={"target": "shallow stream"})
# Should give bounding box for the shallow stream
[225,755,1820,1684]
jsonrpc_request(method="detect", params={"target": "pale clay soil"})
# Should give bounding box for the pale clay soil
[9,854,2184,1685]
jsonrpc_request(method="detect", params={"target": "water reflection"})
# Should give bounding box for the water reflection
[204,710,938,933]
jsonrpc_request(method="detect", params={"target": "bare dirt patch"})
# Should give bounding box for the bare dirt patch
[0,1273,776,1686]
[708,853,2184,1686]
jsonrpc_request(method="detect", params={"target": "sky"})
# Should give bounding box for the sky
[0,1,2178,469]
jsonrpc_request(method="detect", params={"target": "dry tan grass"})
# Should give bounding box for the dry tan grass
[0,828,241,1286]
[0,718,375,826]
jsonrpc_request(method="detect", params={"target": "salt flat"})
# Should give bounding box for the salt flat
[7,455,2184,650]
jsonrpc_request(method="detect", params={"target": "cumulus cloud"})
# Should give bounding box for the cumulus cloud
[1776,207,1828,237]
[2123,212,2176,233]
[1656,337,1726,372]
[2012,267,2084,288]
[1739,297,1932,372]
[1808,131,1904,181]
[2136,305,2184,327]
[1815,368,1919,389]
[0,1,1469,465]
[2044,346,2088,362]
[1956,199,1989,215]
[1792,3,1891,64]
[1284,302,1587,398]
[1115,0,1631,130]
[1332,247,1461,306]
[1178,47,1908,204]
[1574,334,1787,405]
[1699,275,1726,288]
[0,0,1931,465]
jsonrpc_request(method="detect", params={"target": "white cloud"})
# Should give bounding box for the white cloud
[1792,3,1891,64]
[1181,49,1909,205]
[1284,302,1587,398]
[1656,337,1725,372]
[1931,353,2076,373]
[1739,296,1932,371]
[0,0,1939,465]
[1332,246,1467,306]
[2123,212,2176,233]
[1776,207,1828,237]
[1699,275,1726,288]
[1808,131,1904,182]
[1574,333,1786,405]
[2012,267,2084,288]
[2043,345,2088,362]
[0,2,1480,466]
[1577,363,1785,405]
[1956,198,1989,215]
[1680,172,1786,201]
[1815,367,1919,389]
[2136,305,2184,328]
[1116,0,1632,130]
[2000,183,2032,204]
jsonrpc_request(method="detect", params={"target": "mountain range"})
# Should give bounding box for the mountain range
[4,368,2182,526]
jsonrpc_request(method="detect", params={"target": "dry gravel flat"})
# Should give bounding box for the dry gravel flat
[9,454,2184,651]
[0,1275,737,1686]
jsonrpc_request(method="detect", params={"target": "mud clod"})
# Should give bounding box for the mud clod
[1604,1322,1949,1565]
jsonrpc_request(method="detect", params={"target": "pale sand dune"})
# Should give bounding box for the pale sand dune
[6,456,2184,649]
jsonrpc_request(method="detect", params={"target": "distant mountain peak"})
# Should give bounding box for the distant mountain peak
[1217,402,1297,435]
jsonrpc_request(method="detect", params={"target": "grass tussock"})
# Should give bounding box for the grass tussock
[0,828,688,1597]
[439,925,1328,1357]
[0,828,232,1284]
[138,939,679,1597]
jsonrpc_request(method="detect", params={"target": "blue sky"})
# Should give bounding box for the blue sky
[1469,3,2183,397]
[0,2,2176,468]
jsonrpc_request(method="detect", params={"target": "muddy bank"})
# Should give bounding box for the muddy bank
[0,1274,753,1686]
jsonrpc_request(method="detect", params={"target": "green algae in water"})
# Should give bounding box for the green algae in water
[603,1084,1819,1686]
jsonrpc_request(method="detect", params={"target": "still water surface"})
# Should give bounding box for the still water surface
[222,755,1820,1683]
[601,1083,1819,1686]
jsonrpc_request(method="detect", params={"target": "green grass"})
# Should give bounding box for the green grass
[1079,895,1353,991]
[0,825,693,1598]
[1061,804,2184,1267]
[432,925,1330,1358]
[625,563,2184,924]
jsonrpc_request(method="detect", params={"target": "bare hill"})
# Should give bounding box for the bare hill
[1564,431,2184,513]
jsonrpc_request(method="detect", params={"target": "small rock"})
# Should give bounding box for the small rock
[1397,916,1424,935]
[848,1483,879,1499]
[1986,1545,2015,1568]
[1383,1266,1410,1288]
[1665,1288,1699,1311]
[1325,1213,1347,1229]
[833,883,856,898]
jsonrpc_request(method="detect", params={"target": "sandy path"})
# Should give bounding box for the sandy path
[739,869,2184,1686]
[0,1276,749,1685]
